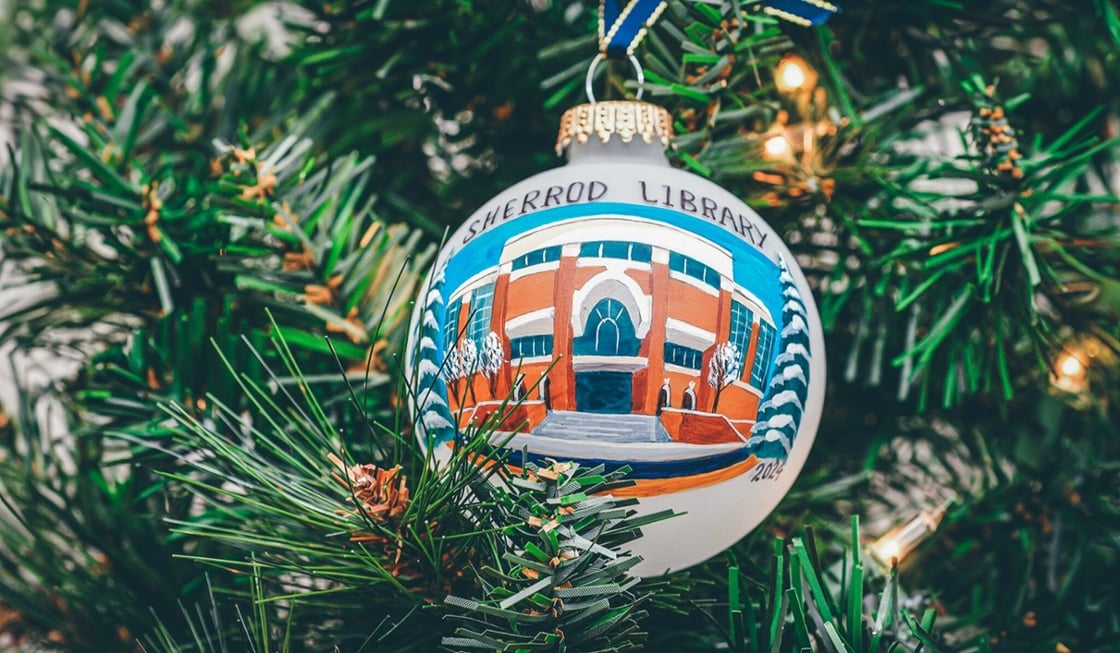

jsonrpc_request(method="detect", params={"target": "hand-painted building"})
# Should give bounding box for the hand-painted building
[441,216,778,445]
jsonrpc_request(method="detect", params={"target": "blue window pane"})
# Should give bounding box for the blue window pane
[729,301,754,377]
[467,283,495,343]
[581,241,652,263]
[511,334,554,359]
[444,298,462,348]
[664,342,703,370]
[669,252,686,274]
[750,322,776,387]
[512,246,562,271]
[703,265,719,287]
[695,260,716,285]
[601,241,630,259]
[669,252,718,288]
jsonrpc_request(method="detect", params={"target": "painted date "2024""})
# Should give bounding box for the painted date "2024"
[749,460,786,482]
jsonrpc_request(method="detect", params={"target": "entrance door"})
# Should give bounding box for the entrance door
[575,371,633,413]
[573,298,640,413]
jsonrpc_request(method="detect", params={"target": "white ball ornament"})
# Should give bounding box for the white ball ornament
[407,100,825,575]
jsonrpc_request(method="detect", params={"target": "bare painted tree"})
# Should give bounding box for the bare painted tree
[480,331,505,397]
[707,341,742,412]
[442,343,464,399]
[458,338,479,404]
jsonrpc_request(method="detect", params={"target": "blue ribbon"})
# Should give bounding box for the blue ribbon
[760,0,840,27]
[597,0,839,60]
[600,0,668,58]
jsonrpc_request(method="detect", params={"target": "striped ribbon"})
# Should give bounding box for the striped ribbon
[599,0,668,58]
[760,0,840,27]
[597,0,840,60]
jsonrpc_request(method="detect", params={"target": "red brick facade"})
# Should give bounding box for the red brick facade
[443,219,776,444]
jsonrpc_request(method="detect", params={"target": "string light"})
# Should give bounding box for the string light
[1051,345,1090,395]
[1047,335,1118,408]
[868,500,950,568]
[775,55,813,93]
[1059,353,1084,378]
[763,135,791,158]
[753,55,833,198]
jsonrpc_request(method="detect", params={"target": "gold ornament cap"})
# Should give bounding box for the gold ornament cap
[556,101,673,155]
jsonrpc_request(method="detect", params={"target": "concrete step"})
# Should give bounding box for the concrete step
[531,411,672,443]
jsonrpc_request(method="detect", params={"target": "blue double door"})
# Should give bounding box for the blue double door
[573,298,640,414]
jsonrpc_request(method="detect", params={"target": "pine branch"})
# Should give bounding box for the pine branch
[639,520,949,652]
[643,1,795,178]
[0,3,432,646]
[0,358,198,650]
[283,0,594,234]
[2,1,1120,650]
[124,321,522,649]
[1,0,432,357]
[841,78,1120,408]
[137,573,269,653]
[441,460,673,652]
[0,0,433,440]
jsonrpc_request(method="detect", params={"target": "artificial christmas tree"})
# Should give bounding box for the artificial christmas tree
[1,1,1118,651]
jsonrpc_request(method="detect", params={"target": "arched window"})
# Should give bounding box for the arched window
[682,383,697,411]
[657,380,670,415]
[574,298,640,356]
[540,374,551,410]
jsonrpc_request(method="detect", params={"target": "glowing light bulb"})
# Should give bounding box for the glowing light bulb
[868,501,949,569]
[877,538,901,561]
[780,60,807,89]
[764,135,790,158]
[1059,353,1083,378]
[775,56,814,93]
[1052,348,1089,395]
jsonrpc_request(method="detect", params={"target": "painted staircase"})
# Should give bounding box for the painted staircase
[531,410,672,443]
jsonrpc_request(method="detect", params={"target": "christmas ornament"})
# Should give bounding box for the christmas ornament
[407,3,827,575]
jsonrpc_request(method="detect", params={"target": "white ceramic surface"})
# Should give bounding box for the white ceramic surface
[407,119,825,575]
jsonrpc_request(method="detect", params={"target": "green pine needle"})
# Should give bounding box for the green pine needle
[441,460,674,652]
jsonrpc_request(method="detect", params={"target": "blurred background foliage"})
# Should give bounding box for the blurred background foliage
[1,0,1118,651]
